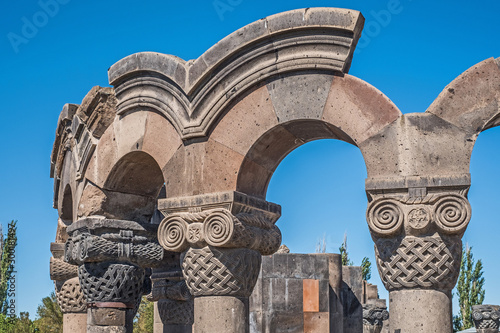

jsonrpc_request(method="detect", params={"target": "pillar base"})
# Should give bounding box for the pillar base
[63,313,86,333]
[194,296,248,333]
[87,307,134,333]
[389,289,452,333]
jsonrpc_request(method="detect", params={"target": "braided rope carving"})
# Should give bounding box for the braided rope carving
[55,277,86,313]
[65,234,164,267]
[50,257,78,281]
[181,246,261,297]
[375,236,461,291]
[78,262,145,303]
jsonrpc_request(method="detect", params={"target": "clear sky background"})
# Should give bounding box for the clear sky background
[1,0,499,319]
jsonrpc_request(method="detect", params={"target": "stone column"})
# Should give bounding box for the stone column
[50,242,87,333]
[65,217,165,333]
[366,182,470,333]
[472,305,500,333]
[157,191,281,333]
[150,255,194,333]
[362,304,389,333]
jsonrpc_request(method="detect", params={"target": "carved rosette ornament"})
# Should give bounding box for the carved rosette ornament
[50,242,87,313]
[362,304,389,333]
[472,305,500,333]
[366,184,471,292]
[65,217,165,308]
[157,191,281,298]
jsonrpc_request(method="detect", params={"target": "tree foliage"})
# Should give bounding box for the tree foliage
[34,292,62,332]
[453,245,485,332]
[361,257,372,281]
[339,233,353,266]
[0,312,38,332]
[0,221,17,315]
[134,296,154,333]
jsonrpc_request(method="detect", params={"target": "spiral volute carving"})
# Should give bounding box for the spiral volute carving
[434,194,471,234]
[367,199,403,236]
[158,216,188,252]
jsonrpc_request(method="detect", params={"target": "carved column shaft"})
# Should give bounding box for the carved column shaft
[157,191,281,333]
[366,177,471,333]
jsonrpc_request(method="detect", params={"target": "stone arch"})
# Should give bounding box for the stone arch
[85,109,182,191]
[200,72,402,198]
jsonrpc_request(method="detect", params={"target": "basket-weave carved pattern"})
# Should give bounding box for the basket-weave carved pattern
[55,277,86,313]
[182,246,261,297]
[78,262,145,303]
[375,236,460,290]
[158,298,194,325]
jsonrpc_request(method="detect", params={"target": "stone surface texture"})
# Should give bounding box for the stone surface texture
[49,6,500,333]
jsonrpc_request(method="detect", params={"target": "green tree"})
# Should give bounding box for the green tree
[0,220,17,315]
[361,257,371,281]
[134,296,154,333]
[339,233,353,266]
[453,245,485,332]
[34,292,62,332]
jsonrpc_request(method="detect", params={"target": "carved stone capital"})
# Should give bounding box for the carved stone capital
[366,192,471,238]
[363,304,389,333]
[472,305,500,333]
[375,235,461,291]
[65,217,164,268]
[182,246,261,297]
[50,242,87,314]
[157,191,282,255]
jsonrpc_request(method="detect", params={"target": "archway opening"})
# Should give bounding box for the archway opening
[459,126,500,316]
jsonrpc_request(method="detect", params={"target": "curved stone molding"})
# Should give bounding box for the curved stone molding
[362,304,389,333]
[472,304,500,332]
[181,246,261,297]
[108,8,364,140]
[426,57,500,135]
[375,235,461,291]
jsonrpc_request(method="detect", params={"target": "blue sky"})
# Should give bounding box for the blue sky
[1,0,499,318]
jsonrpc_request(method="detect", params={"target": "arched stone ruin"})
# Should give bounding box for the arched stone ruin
[49,7,500,333]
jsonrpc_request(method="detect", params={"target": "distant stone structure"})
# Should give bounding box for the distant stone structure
[49,6,500,333]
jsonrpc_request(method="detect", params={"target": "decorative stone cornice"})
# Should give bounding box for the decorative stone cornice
[472,305,500,332]
[108,8,364,140]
